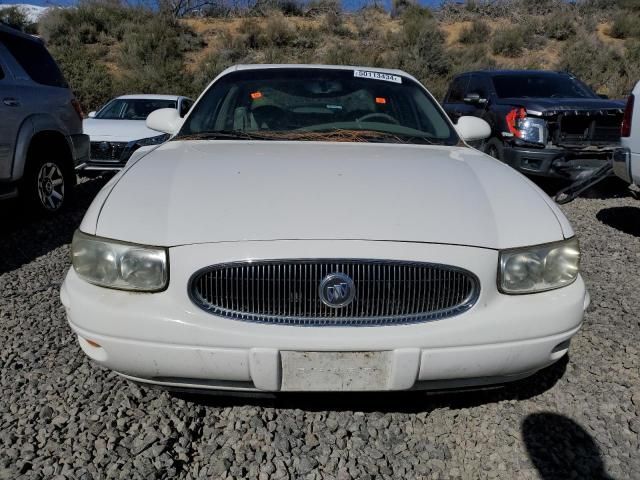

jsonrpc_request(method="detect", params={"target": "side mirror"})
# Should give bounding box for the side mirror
[456,116,491,142]
[88,111,96,118]
[146,108,182,135]
[463,93,488,105]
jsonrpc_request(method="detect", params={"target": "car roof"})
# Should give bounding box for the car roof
[0,23,45,44]
[219,64,418,83]
[115,94,184,100]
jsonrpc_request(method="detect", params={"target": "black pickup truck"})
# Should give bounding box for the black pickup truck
[442,70,625,179]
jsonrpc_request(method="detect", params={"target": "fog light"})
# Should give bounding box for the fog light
[551,340,570,354]
[550,340,571,361]
[78,336,107,362]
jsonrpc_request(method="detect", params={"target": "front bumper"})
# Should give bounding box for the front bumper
[79,136,169,172]
[69,134,90,167]
[612,148,639,185]
[61,240,589,392]
[503,145,615,179]
[79,141,137,172]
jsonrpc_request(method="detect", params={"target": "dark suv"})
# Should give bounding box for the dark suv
[0,24,89,213]
[442,70,625,179]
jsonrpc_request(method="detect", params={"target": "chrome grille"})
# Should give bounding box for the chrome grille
[189,260,479,326]
[90,141,129,162]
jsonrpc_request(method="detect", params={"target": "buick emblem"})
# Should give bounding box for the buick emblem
[319,273,355,308]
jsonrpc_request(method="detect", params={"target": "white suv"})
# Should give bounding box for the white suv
[614,81,640,189]
[0,24,89,213]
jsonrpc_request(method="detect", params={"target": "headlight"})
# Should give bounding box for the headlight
[499,238,580,294]
[132,134,170,148]
[518,117,548,144]
[71,231,168,291]
[506,108,548,145]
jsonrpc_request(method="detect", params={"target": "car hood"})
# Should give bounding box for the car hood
[83,118,161,142]
[495,97,625,114]
[92,141,567,249]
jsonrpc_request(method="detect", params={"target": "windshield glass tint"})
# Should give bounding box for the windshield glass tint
[492,74,596,99]
[178,69,458,145]
[97,99,177,120]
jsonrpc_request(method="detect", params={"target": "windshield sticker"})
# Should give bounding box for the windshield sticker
[354,70,402,84]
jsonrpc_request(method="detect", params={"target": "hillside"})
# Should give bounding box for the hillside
[1,3,49,22]
[9,0,639,111]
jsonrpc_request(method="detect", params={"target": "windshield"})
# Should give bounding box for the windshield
[492,74,597,99]
[177,68,458,145]
[96,98,177,120]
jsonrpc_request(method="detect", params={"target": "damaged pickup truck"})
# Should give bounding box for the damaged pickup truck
[442,70,625,181]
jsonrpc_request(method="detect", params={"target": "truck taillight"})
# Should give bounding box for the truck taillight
[71,98,84,120]
[506,107,527,138]
[622,94,634,138]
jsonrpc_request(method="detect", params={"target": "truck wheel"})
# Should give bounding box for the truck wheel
[22,152,75,214]
[483,138,505,162]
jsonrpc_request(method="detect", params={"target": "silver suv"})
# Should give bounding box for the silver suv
[0,24,89,213]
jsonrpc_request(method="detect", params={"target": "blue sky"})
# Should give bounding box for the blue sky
[2,0,445,8]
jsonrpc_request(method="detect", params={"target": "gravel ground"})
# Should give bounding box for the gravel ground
[1,177,639,480]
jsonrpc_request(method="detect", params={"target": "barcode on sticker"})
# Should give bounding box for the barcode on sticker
[354,70,402,84]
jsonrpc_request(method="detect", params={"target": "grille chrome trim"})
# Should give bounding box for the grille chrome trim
[188,259,480,327]
[90,141,130,162]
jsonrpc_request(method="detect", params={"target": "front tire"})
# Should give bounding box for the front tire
[22,151,75,214]
[483,137,505,162]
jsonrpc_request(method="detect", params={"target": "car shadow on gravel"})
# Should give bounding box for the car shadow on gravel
[522,412,615,480]
[0,175,109,274]
[596,206,640,237]
[174,355,569,413]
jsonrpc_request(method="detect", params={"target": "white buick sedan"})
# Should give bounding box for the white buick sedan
[61,65,589,392]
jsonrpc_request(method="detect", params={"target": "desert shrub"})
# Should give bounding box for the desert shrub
[558,33,627,97]
[610,11,640,39]
[191,48,252,96]
[541,13,576,40]
[401,6,436,44]
[275,0,305,16]
[0,6,37,33]
[40,1,149,46]
[305,0,341,15]
[237,17,263,48]
[491,26,525,56]
[394,11,450,97]
[450,43,496,74]
[116,14,192,95]
[261,14,295,46]
[391,0,416,18]
[200,2,233,18]
[321,40,358,65]
[251,0,304,16]
[616,0,640,11]
[353,7,387,40]
[491,25,545,56]
[401,5,433,43]
[622,40,640,94]
[321,10,352,37]
[577,14,598,33]
[458,19,491,44]
[49,43,113,111]
[291,24,322,49]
